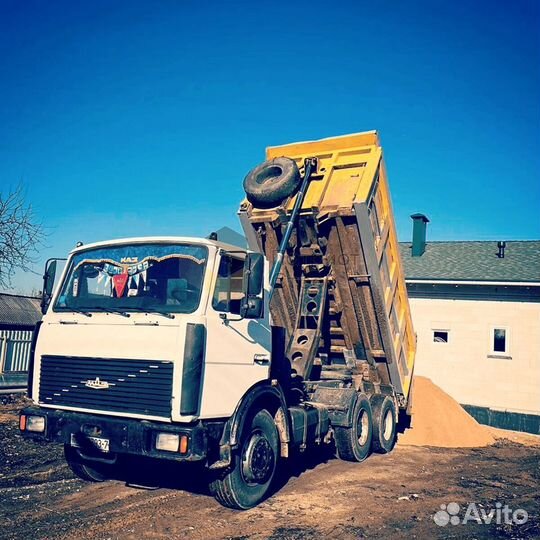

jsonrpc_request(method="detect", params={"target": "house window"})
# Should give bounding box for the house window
[491,327,509,355]
[433,330,449,343]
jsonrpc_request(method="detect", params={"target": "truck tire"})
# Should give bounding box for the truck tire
[243,157,301,208]
[334,393,373,462]
[370,395,397,454]
[210,409,279,509]
[64,445,113,482]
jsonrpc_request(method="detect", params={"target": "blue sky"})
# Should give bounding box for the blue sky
[1,0,539,293]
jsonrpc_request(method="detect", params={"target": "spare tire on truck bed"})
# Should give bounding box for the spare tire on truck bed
[243,157,301,208]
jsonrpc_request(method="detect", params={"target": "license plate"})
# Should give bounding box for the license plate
[70,433,110,453]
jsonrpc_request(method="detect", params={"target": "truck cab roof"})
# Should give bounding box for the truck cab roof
[68,236,247,256]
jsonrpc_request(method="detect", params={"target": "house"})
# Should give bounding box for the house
[400,215,540,434]
[0,293,42,391]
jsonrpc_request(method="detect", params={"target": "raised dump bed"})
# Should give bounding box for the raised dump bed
[239,131,415,408]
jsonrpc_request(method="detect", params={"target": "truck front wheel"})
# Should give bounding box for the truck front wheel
[210,409,279,509]
[64,445,115,482]
[334,394,373,462]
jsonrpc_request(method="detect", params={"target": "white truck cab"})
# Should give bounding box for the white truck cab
[32,237,271,424]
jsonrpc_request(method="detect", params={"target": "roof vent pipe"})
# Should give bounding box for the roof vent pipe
[411,213,430,257]
[497,241,506,258]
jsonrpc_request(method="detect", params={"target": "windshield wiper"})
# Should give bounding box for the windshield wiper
[77,306,131,318]
[65,307,92,317]
[128,307,174,319]
[92,306,131,317]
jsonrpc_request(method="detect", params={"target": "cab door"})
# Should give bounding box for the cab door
[200,252,271,419]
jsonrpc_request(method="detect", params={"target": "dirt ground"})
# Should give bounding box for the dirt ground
[1,396,539,540]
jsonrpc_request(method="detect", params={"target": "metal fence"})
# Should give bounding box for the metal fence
[0,329,33,373]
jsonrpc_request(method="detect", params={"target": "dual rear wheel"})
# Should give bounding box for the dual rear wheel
[334,393,397,462]
[371,394,398,454]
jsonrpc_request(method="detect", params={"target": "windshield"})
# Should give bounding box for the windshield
[54,243,208,314]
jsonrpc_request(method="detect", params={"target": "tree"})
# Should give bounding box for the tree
[0,185,45,289]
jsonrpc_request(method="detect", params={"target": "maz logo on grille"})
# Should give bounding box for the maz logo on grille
[82,377,115,390]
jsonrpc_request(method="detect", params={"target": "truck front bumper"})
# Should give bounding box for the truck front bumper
[19,407,208,462]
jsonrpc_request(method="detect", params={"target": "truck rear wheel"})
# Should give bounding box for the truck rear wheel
[64,445,114,482]
[371,395,397,453]
[243,157,301,208]
[210,409,279,509]
[334,394,373,462]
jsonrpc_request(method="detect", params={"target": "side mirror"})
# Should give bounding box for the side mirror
[41,259,63,314]
[243,252,264,296]
[241,253,264,319]
[44,260,57,296]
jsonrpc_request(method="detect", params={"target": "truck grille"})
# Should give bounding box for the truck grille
[39,355,173,418]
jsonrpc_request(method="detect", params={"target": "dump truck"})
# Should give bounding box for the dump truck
[20,131,415,509]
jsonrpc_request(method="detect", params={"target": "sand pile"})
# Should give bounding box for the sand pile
[398,376,495,448]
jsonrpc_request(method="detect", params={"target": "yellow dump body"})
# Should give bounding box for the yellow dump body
[239,131,416,405]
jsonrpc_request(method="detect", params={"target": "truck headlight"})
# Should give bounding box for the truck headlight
[25,415,46,433]
[155,432,180,452]
[155,432,189,453]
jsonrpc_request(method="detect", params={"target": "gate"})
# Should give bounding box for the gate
[0,329,33,373]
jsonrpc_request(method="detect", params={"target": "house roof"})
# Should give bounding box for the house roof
[399,241,540,283]
[0,293,42,327]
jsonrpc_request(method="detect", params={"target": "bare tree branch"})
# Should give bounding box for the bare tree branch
[0,185,45,289]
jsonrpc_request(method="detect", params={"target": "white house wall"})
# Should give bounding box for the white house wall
[409,296,540,416]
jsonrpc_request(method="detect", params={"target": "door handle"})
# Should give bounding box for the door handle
[254,354,270,365]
